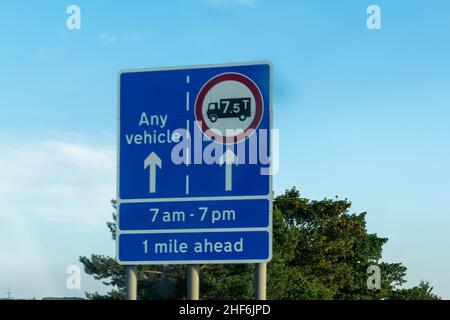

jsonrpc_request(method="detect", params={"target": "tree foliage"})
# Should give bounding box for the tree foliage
[80,188,439,300]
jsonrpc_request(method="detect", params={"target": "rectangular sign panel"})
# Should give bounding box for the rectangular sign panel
[119,231,269,263]
[117,62,272,264]
[119,199,270,230]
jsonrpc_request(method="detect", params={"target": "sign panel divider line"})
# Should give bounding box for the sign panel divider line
[118,195,271,204]
[186,175,190,195]
[118,227,270,234]
[186,91,190,111]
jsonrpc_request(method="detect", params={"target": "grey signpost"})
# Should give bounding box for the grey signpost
[187,264,200,300]
[254,263,267,300]
[125,266,137,300]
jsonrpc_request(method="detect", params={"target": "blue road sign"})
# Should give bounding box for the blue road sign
[117,62,272,265]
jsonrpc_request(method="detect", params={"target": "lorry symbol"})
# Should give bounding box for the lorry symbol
[207,97,251,123]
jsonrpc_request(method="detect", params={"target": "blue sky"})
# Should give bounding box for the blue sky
[0,0,449,298]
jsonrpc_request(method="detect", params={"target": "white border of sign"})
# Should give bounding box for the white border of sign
[116,61,273,265]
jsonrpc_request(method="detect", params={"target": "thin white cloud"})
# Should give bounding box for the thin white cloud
[0,135,115,297]
[202,0,257,9]
[0,137,115,225]
[33,29,70,61]
[97,33,142,45]
[120,34,142,43]
[97,32,118,45]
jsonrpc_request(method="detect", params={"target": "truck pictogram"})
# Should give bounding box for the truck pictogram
[207,97,251,123]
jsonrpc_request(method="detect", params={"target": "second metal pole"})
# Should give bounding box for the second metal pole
[187,264,200,300]
[126,265,137,300]
[254,263,267,300]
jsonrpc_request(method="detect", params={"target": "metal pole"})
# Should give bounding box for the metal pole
[126,265,137,300]
[187,264,200,300]
[254,263,267,300]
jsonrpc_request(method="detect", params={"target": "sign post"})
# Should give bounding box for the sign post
[116,62,273,299]
[254,263,266,300]
[187,264,200,300]
[125,265,137,300]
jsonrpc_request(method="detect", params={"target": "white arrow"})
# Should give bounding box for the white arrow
[219,149,238,191]
[144,152,162,193]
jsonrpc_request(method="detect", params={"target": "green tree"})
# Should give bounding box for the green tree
[80,188,439,300]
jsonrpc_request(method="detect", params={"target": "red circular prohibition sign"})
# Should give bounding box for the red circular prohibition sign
[195,72,264,144]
